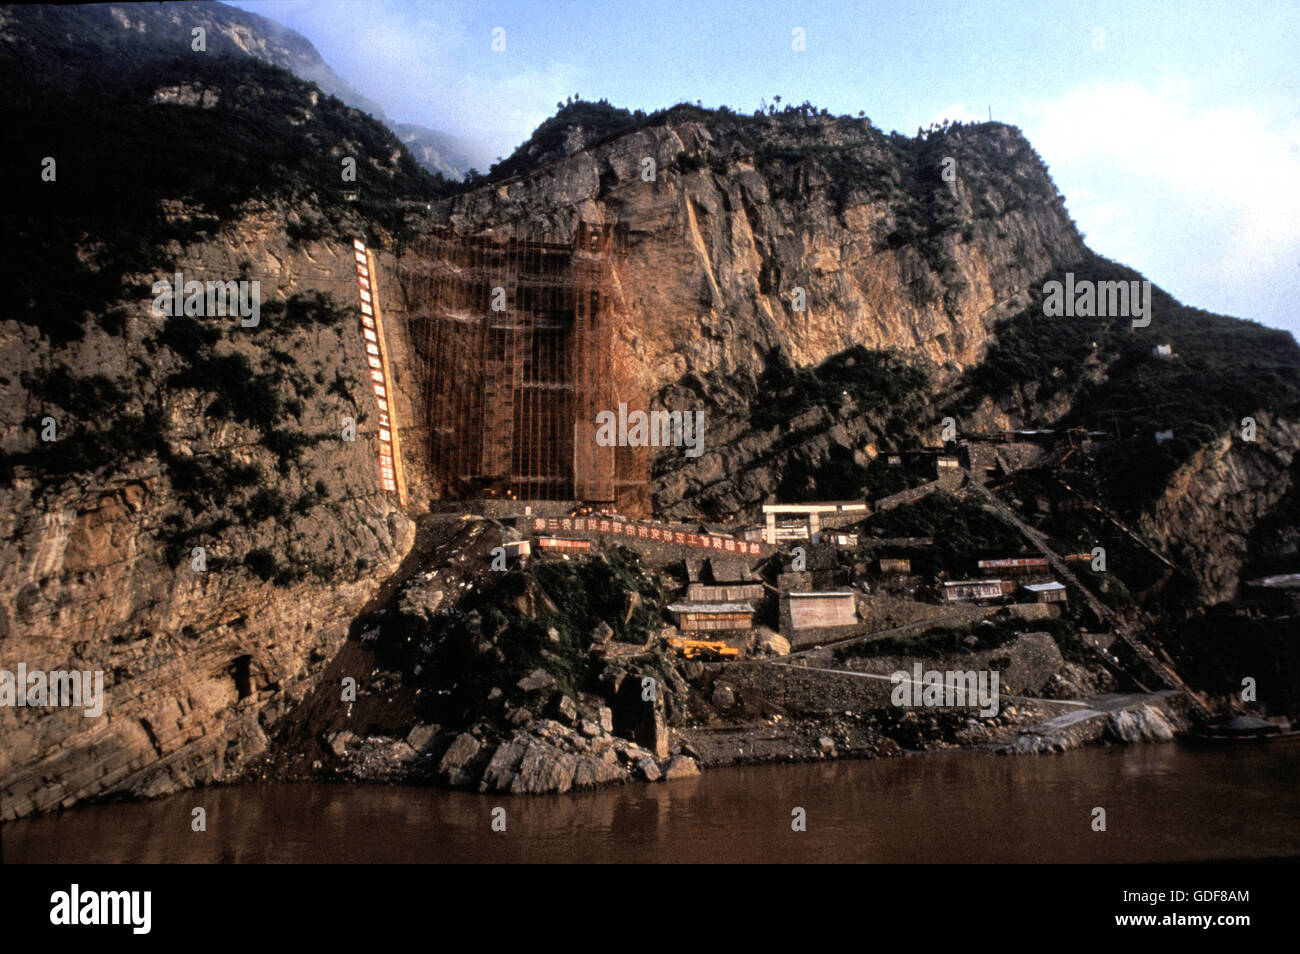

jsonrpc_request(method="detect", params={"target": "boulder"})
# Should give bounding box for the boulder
[554,694,579,725]
[598,706,615,733]
[573,753,628,788]
[326,730,355,758]
[510,741,578,794]
[397,585,445,622]
[404,723,439,752]
[711,684,735,708]
[663,755,701,780]
[756,627,790,656]
[479,739,528,792]
[438,732,481,786]
[516,668,557,693]
[637,757,662,782]
[510,578,559,619]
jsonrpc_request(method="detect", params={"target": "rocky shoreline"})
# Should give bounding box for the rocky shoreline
[264,682,1190,797]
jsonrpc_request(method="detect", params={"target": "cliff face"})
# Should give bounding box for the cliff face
[0,2,473,180]
[420,112,1089,518]
[0,207,417,820]
[1140,415,1300,604]
[439,115,1087,399]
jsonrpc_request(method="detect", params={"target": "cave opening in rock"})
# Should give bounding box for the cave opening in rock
[230,654,253,700]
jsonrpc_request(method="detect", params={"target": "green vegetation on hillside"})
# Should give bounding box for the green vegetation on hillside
[945,254,1300,514]
[752,346,932,432]
[860,492,1026,574]
[388,549,665,723]
[0,11,452,346]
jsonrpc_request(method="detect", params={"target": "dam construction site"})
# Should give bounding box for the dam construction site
[234,223,1239,799]
[3,5,1298,824]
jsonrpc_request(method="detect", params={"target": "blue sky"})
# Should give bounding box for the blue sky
[232,0,1300,336]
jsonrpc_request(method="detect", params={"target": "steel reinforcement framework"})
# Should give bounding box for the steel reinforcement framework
[398,223,645,506]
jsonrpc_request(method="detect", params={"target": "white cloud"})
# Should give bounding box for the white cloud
[233,0,584,165]
[1021,78,1300,333]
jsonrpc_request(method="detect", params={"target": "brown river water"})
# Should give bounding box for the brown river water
[5,745,1298,863]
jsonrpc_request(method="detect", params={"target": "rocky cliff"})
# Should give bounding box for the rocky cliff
[1,2,475,180]
[1141,414,1300,604]
[3,7,1298,820]
[439,110,1086,393]
[0,13,439,819]
[0,205,418,820]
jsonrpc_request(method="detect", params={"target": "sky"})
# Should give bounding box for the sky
[230,0,1300,337]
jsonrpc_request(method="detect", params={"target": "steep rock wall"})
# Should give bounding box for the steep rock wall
[0,208,417,820]
[1140,414,1300,604]
[417,117,1086,516]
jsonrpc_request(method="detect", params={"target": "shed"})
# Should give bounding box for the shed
[787,591,857,629]
[1022,581,1068,604]
[977,557,1049,577]
[667,601,755,632]
[942,579,1004,602]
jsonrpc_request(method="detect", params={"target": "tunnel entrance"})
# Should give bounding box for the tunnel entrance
[398,223,648,510]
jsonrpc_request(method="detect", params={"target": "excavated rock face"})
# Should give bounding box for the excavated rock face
[0,208,417,820]
[1140,414,1300,604]
[419,114,1086,517]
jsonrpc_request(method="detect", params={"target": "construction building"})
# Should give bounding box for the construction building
[942,579,1005,602]
[977,557,1051,577]
[536,536,592,552]
[685,558,765,603]
[398,223,648,508]
[786,591,858,630]
[761,501,869,544]
[1022,581,1068,604]
[668,602,756,632]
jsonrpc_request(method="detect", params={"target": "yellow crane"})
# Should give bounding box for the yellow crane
[667,636,741,660]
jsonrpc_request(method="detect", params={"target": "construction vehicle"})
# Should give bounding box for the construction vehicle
[666,636,741,660]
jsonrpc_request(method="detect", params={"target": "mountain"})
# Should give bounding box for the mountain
[393,122,482,181]
[0,1,478,179]
[0,1,443,819]
[2,9,1298,818]
[446,102,1299,528]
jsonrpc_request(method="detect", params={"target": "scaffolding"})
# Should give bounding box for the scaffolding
[399,223,641,505]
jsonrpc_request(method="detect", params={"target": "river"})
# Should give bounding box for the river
[5,744,1298,863]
